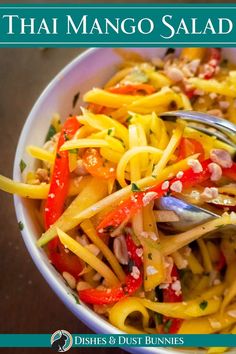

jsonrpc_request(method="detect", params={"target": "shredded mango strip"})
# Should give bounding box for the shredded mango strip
[104,67,132,88]
[137,297,221,320]
[80,220,126,282]
[37,177,108,247]
[0,175,49,199]
[188,78,236,97]
[116,146,163,187]
[220,277,236,315]
[100,147,122,164]
[186,252,204,275]
[178,303,236,334]
[105,136,125,153]
[152,126,183,177]
[128,123,143,238]
[26,145,55,164]
[197,239,213,273]
[127,87,182,109]
[79,109,129,146]
[109,298,149,334]
[83,88,142,108]
[57,228,120,287]
[60,139,109,151]
[0,175,94,200]
[148,71,172,89]
[160,213,236,256]
[141,237,165,291]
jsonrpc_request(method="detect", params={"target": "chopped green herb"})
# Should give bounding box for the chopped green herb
[72,91,80,109]
[107,128,113,136]
[45,124,57,142]
[199,300,208,310]
[18,221,24,231]
[156,313,163,325]
[71,293,80,304]
[64,132,69,141]
[148,252,152,260]
[215,224,226,230]
[69,148,78,155]
[131,183,141,192]
[163,319,173,333]
[19,159,27,173]
[126,116,132,123]
[151,175,157,179]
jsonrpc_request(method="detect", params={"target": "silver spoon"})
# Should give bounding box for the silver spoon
[155,196,236,238]
[160,110,236,148]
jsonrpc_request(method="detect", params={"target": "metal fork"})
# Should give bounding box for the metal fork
[160,110,236,148]
[155,110,236,235]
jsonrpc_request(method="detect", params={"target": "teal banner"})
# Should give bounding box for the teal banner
[0,4,236,47]
[0,334,236,348]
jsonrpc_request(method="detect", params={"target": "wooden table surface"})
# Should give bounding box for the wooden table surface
[1,1,236,353]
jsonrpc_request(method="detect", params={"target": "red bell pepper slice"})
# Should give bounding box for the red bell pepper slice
[126,233,143,268]
[44,116,83,278]
[216,251,226,272]
[177,138,205,161]
[202,48,221,80]
[97,159,212,233]
[108,84,156,96]
[87,103,114,115]
[222,162,236,181]
[162,265,183,334]
[44,116,80,228]
[78,273,142,305]
[184,87,195,100]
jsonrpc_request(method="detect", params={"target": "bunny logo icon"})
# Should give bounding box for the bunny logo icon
[51,330,73,352]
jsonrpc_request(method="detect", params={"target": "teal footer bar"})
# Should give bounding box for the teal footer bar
[0,334,236,348]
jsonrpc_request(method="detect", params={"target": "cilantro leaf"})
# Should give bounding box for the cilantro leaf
[148,253,152,260]
[199,300,208,310]
[163,319,173,333]
[45,124,56,142]
[69,148,78,155]
[18,221,24,231]
[19,159,26,173]
[131,183,141,192]
[72,91,80,109]
[71,293,80,304]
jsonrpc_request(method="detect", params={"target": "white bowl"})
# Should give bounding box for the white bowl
[13,48,236,354]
